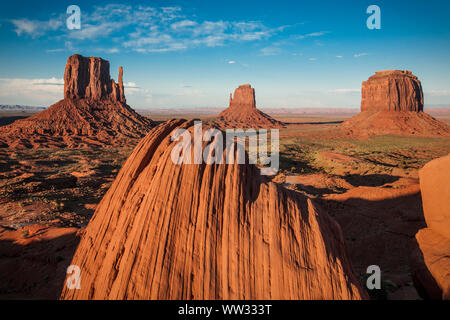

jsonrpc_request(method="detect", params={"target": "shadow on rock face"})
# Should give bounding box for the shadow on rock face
[409,238,443,300]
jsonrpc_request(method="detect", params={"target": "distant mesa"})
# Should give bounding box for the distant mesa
[341,70,450,137]
[0,54,153,148]
[215,84,285,128]
[61,119,367,300]
[361,70,423,112]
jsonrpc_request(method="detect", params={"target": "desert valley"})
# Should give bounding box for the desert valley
[0,53,449,300]
[1,1,450,308]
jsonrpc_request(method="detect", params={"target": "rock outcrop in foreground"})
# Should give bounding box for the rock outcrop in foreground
[410,155,450,300]
[61,119,366,300]
[342,70,450,137]
[361,70,423,112]
[0,54,153,148]
[215,84,284,128]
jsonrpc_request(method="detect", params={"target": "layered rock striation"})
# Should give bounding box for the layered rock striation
[361,70,423,112]
[61,119,367,300]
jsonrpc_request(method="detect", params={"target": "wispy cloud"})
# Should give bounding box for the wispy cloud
[354,53,368,58]
[46,48,65,53]
[260,47,282,56]
[0,78,64,104]
[297,31,330,40]
[308,57,317,61]
[328,88,360,94]
[336,55,343,58]
[228,60,236,64]
[10,4,287,54]
[171,19,197,30]
[0,77,146,104]
[11,18,63,38]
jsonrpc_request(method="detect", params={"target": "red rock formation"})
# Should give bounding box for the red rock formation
[0,224,82,299]
[0,54,153,148]
[419,155,450,238]
[361,70,423,112]
[216,84,284,128]
[411,155,450,300]
[341,110,450,137]
[229,84,257,108]
[64,54,125,103]
[60,119,367,300]
[341,70,450,137]
[118,66,125,103]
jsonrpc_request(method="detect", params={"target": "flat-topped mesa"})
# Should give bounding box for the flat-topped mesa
[361,70,423,112]
[229,84,256,109]
[64,54,126,103]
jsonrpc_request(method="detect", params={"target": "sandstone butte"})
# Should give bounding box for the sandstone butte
[60,119,367,300]
[215,84,285,129]
[410,154,450,300]
[0,54,153,148]
[341,70,450,137]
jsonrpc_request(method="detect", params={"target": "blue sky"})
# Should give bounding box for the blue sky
[0,0,449,109]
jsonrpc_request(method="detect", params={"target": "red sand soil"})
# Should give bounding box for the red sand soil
[0,224,82,299]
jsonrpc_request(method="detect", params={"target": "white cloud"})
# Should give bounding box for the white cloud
[46,48,65,53]
[67,23,119,40]
[0,78,64,104]
[10,4,285,54]
[123,82,142,94]
[336,55,343,58]
[297,31,330,40]
[106,48,120,53]
[171,20,197,29]
[308,58,317,61]
[260,47,282,56]
[228,61,236,64]
[354,53,368,58]
[11,18,63,38]
[328,88,360,94]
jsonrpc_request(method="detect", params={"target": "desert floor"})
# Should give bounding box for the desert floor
[1,112,449,299]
